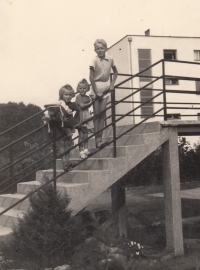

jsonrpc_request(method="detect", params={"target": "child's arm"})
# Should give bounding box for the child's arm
[74,103,83,128]
[78,99,94,110]
[75,95,94,110]
[89,68,100,99]
[109,65,118,91]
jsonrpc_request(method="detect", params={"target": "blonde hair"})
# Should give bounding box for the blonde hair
[59,84,75,100]
[76,78,90,92]
[94,39,107,49]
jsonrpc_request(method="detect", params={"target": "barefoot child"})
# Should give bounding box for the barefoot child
[44,84,83,172]
[75,79,94,159]
[89,39,118,148]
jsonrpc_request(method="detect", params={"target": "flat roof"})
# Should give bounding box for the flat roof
[108,35,200,50]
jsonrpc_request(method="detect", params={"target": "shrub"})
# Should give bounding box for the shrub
[0,181,96,270]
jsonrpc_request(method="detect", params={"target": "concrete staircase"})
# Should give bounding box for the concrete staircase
[0,122,170,236]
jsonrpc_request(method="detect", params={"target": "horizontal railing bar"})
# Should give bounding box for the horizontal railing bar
[116,87,200,94]
[120,100,200,105]
[165,75,200,81]
[0,109,47,137]
[167,106,200,110]
[115,114,162,117]
[115,114,200,117]
[164,59,200,66]
[165,90,200,94]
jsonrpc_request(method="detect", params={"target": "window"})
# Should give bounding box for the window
[196,80,200,93]
[138,49,154,118]
[194,50,200,61]
[167,113,181,120]
[164,50,177,60]
[163,50,178,85]
[165,78,179,85]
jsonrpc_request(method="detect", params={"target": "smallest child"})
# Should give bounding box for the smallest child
[74,79,94,159]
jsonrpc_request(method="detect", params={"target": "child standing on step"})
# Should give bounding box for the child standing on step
[75,79,94,159]
[58,84,83,171]
[89,38,118,149]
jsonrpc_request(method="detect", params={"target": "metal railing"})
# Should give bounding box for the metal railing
[0,59,200,216]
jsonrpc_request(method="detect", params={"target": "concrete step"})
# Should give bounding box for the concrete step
[17,181,90,213]
[56,158,113,170]
[17,180,89,196]
[0,207,24,228]
[36,169,108,184]
[87,134,143,148]
[0,194,29,211]
[103,122,161,137]
[70,146,127,158]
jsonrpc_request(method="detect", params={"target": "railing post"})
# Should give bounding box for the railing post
[52,125,57,191]
[162,60,167,120]
[9,131,14,194]
[111,84,117,158]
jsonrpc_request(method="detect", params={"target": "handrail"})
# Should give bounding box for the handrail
[164,59,200,65]
[0,58,200,216]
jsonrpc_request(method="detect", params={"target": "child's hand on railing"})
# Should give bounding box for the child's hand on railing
[75,122,82,129]
[42,111,50,124]
[109,84,114,91]
[97,92,104,99]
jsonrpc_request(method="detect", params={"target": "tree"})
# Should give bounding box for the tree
[0,102,46,192]
[125,137,200,187]
[0,180,96,270]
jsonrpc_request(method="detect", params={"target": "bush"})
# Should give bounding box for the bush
[0,181,96,270]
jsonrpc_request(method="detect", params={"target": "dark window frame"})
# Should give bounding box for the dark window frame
[163,50,178,85]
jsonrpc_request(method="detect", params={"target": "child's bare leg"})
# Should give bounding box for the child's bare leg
[59,138,71,168]
[83,132,89,150]
[93,100,101,145]
[98,98,108,142]
[78,130,84,152]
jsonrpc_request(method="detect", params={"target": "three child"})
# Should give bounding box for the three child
[46,38,117,171]
[74,79,94,159]
[89,39,118,148]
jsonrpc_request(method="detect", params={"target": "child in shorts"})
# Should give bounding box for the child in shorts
[89,39,118,148]
[75,79,94,159]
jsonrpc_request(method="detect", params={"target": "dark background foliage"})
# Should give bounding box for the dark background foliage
[125,137,200,187]
[0,102,51,192]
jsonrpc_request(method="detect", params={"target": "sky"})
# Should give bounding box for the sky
[1,0,200,109]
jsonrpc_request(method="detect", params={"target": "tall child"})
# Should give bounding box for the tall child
[89,39,118,148]
[75,79,94,159]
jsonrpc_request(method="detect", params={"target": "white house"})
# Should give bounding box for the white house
[107,32,200,125]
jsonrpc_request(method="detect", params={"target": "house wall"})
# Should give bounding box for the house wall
[108,35,200,124]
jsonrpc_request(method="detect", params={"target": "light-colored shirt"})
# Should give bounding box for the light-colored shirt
[90,55,115,82]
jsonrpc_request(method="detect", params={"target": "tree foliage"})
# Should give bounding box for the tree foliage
[126,137,200,186]
[0,102,50,192]
[0,181,96,270]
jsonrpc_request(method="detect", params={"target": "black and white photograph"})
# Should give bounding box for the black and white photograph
[1,0,200,269]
